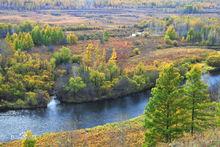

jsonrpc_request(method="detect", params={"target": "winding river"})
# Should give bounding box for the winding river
[0,72,219,142]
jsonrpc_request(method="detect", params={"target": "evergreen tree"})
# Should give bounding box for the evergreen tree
[184,64,217,135]
[144,64,186,146]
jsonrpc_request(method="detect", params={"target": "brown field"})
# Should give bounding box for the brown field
[0,11,87,25]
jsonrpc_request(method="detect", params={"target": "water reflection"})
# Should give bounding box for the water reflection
[0,92,150,142]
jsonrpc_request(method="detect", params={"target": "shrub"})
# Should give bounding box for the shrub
[72,55,82,63]
[25,92,38,106]
[172,40,178,46]
[22,130,36,147]
[164,25,178,41]
[53,47,72,65]
[131,48,141,56]
[206,54,220,67]
[6,32,34,51]
[15,99,26,107]
[65,77,86,94]
[66,33,78,45]
[164,37,173,45]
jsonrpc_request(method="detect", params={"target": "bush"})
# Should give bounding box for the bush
[131,48,141,56]
[6,32,34,51]
[66,33,78,45]
[164,25,178,41]
[165,37,173,45]
[172,40,178,47]
[25,92,38,106]
[15,99,26,107]
[22,130,36,147]
[206,54,220,67]
[72,55,82,63]
[53,47,72,65]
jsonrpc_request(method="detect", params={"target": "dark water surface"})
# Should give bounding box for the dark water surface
[0,92,150,142]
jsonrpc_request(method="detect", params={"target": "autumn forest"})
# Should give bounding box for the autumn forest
[0,0,220,147]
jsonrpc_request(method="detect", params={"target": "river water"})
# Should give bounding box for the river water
[0,72,219,142]
[0,92,150,142]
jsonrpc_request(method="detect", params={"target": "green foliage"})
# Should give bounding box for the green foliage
[65,77,86,94]
[15,99,26,107]
[25,92,38,106]
[144,64,185,146]
[129,62,148,90]
[217,104,220,127]
[186,28,202,43]
[72,55,82,63]
[19,21,34,33]
[206,54,220,67]
[184,64,217,134]
[53,47,72,65]
[31,25,43,46]
[144,63,219,146]
[31,25,65,46]
[89,69,105,87]
[103,31,110,42]
[67,33,78,45]
[129,75,147,90]
[0,51,54,108]
[6,32,34,51]
[22,130,36,147]
[164,25,178,41]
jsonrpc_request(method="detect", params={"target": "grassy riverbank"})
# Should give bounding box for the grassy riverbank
[2,115,220,147]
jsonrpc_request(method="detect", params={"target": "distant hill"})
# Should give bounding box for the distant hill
[0,0,219,10]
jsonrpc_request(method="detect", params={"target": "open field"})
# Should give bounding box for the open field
[1,7,220,28]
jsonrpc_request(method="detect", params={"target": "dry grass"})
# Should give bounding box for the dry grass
[126,47,216,69]
[0,11,87,25]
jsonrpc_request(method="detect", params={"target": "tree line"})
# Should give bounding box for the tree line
[0,0,218,10]
[138,16,220,46]
[5,24,78,51]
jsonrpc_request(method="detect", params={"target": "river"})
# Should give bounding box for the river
[0,72,219,142]
[0,92,150,142]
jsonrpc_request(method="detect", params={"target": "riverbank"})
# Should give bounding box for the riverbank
[2,115,220,147]
[0,48,217,110]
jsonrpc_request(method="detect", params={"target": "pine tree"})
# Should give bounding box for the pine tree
[184,64,217,135]
[144,64,186,146]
